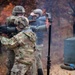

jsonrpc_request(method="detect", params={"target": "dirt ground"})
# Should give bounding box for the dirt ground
[0,55,75,75]
[0,54,7,75]
[44,64,75,75]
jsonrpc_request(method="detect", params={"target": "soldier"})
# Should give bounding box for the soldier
[28,8,51,75]
[1,14,37,75]
[5,6,27,75]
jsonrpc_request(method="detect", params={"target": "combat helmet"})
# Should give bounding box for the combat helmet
[14,16,29,29]
[33,9,43,16]
[12,5,25,16]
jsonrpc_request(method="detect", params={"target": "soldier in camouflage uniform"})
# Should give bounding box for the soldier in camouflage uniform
[1,13,37,75]
[5,6,37,75]
[6,6,25,75]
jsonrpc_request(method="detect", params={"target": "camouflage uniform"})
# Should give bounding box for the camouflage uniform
[6,6,35,75]
[1,16,37,75]
[5,6,26,75]
[6,15,19,75]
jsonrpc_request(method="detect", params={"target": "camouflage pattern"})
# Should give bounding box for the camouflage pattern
[6,16,29,27]
[14,16,29,27]
[12,6,25,16]
[5,15,18,75]
[5,5,30,75]
[35,44,44,73]
[6,16,17,25]
[1,28,37,75]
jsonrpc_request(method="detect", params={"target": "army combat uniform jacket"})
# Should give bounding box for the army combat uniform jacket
[1,28,36,75]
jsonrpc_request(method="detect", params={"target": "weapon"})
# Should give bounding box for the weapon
[0,24,18,54]
[0,25,18,37]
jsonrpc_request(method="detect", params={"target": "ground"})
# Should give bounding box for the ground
[44,64,75,75]
[42,32,75,75]
[0,54,7,75]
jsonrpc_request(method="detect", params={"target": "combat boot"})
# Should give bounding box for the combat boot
[38,68,43,75]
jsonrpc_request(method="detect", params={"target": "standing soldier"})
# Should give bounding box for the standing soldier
[5,6,35,75]
[28,8,51,75]
[1,15,37,75]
